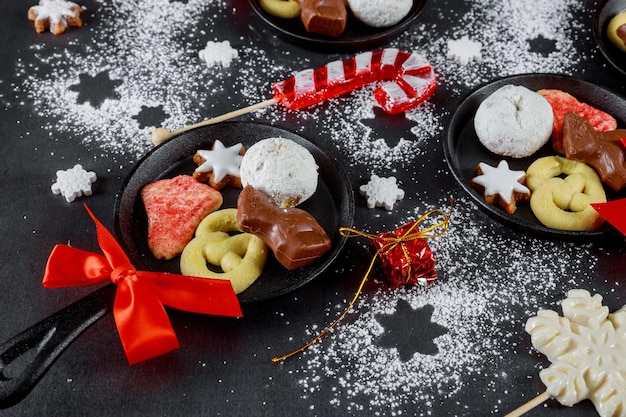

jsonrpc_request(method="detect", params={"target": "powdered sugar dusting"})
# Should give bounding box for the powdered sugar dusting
[315,89,443,170]
[12,0,588,169]
[14,0,280,159]
[395,0,587,94]
[293,197,596,415]
[9,0,607,414]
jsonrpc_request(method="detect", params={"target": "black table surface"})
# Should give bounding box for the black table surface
[2,0,626,416]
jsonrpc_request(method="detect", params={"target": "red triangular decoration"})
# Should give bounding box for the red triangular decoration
[592,199,626,236]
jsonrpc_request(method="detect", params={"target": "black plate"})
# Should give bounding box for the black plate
[249,0,426,51]
[594,0,626,77]
[444,73,626,240]
[114,121,355,303]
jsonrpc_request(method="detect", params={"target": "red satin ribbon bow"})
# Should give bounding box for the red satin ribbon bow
[42,205,243,365]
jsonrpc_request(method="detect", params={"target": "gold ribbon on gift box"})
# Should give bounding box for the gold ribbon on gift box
[272,201,453,363]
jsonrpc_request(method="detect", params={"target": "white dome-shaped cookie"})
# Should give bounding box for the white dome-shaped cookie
[347,0,412,28]
[240,137,318,207]
[474,85,554,158]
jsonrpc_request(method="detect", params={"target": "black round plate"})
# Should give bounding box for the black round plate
[248,0,426,51]
[594,0,626,77]
[114,121,355,303]
[444,73,626,240]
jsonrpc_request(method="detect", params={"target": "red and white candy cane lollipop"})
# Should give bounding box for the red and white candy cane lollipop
[273,48,436,114]
[151,48,437,145]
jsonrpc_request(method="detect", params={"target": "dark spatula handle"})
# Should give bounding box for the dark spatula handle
[0,284,116,408]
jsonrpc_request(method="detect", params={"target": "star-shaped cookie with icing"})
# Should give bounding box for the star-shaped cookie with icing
[525,289,626,417]
[193,140,245,190]
[469,160,530,214]
[359,174,405,210]
[51,164,97,202]
[28,0,84,35]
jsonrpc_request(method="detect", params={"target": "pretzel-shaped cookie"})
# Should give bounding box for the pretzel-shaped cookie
[180,209,269,294]
[526,156,606,231]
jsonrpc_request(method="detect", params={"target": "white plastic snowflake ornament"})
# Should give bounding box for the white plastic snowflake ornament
[51,164,97,202]
[198,40,239,68]
[446,36,482,65]
[359,174,404,210]
[525,289,626,417]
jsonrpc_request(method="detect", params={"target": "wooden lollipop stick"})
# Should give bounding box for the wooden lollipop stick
[505,391,551,417]
[150,98,278,146]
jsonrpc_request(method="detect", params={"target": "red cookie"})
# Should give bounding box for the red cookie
[538,89,617,154]
[141,175,222,260]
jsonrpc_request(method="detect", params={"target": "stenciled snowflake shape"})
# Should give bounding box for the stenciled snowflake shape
[68,71,123,108]
[359,174,405,210]
[360,107,419,148]
[375,300,448,361]
[525,289,626,417]
[446,35,482,65]
[132,105,169,129]
[528,34,558,57]
[51,164,97,202]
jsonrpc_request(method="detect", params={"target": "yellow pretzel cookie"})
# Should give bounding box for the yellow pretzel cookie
[180,208,269,294]
[525,156,606,231]
[259,0,301,18]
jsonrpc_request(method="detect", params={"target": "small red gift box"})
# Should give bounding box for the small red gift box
[371,220,437,289]
[274,205,451,362]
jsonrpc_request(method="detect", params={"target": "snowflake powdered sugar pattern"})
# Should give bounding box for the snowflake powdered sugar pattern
[525,289,626,417]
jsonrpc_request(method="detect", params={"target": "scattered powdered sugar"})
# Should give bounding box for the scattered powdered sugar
[294,197,596,415]
[8,0,607,414]
[11,0,588,170]
[309,88,444,170]
[393,0,588,95]
[13,0,279,159]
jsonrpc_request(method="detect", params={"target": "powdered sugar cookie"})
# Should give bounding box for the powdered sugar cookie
[347,0,412,27]
[359,174,405,210]
[239,137,318,208]
[474,85,553,158]
[28,0,83,35]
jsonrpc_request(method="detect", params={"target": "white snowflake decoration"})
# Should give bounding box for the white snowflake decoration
[359,174,405,210]
[446,36,482,65]
[198,40,239,68]
[525,289,626,417]
[51,164,97,202]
